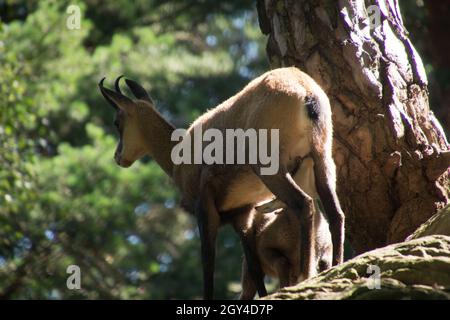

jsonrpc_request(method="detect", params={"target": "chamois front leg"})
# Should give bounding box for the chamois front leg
[195,186,221,300]
[232,209,267,298]
[252,165,316,278]
[240,235,267,298]
[239,257,258,300]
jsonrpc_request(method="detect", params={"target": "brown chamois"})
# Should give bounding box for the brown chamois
[98,67,345,300]
[238,157,332,300]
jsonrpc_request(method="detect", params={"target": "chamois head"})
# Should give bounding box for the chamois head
[98,76,156,168]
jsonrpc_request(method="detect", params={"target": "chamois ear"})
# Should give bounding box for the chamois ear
[125,78,154,104]
[99,77,134,113]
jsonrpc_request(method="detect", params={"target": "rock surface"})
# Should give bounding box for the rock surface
[263,235,450,300]
[408,204,450,240]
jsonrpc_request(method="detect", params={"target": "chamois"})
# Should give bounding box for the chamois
[238,157,332,299]
[98,67,345,300]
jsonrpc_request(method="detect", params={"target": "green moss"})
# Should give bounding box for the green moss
[263,235,450,300]
[408,204,450,239]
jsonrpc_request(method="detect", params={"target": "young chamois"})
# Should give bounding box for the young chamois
[239,157,332,299]
[98,67,345,300]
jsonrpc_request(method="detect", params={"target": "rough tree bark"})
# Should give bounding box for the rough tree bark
[257,0,450,253]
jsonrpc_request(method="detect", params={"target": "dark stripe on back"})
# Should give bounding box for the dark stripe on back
[305,95,320,121]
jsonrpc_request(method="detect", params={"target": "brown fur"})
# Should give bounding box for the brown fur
[173,68,328,212]
[99,67,345,299]
[239,206,332,299]
[238,157,332,299]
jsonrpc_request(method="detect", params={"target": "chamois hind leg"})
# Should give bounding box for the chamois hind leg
[311,148,345,266]
[239,257,258,300]
[196,184,221,300]
[232,209,267,298]
[252,165,316,278]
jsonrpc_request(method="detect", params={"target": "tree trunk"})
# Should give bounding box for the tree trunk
[257,0,450,253]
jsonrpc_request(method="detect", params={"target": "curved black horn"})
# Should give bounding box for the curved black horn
[125,78,154,104]
[99,77,118,110]
[99,77,133,110]
[115,75,124,94]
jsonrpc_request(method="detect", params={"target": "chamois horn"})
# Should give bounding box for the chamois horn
[99,77,133,109]
[115,75,124,94]
[99,77,118,110]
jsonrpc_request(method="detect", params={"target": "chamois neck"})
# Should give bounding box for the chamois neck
[138,107,176,177]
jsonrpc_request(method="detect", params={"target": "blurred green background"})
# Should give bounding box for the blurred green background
[0,0,448,299]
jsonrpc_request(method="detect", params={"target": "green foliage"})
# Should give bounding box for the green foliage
[0,16,39,276]
[2,0,445,300]
[0,0,266,299]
